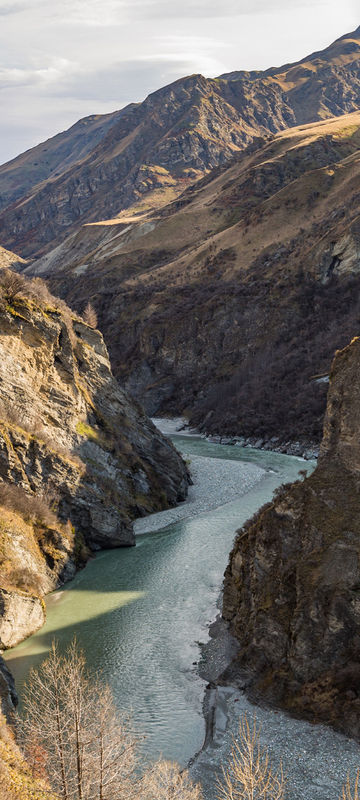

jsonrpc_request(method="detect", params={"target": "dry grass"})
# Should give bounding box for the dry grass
[0,711,56,800]
[0,268,82,350]
[0,269,77,317]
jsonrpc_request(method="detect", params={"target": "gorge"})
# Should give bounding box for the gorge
[2,19,360,800]
[3,424,360,800]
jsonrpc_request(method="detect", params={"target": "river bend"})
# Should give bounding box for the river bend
[5,427,315,774]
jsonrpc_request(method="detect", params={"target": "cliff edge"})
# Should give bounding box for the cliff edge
[223,336,360,738]
[0,270,189,653]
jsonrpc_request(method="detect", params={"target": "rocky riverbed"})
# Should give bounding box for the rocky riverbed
[151,416,319,460]
[191,619,360,800]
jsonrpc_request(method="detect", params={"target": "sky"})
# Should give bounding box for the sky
[0,0,359,165]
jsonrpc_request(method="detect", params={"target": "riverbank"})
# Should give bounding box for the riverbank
[152,417,319,460]
[4,434,312,773]
[191,618,360,800]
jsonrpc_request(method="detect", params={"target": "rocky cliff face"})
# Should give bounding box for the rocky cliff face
[222,336,360,738]
[0,590,44,650]
[0,274,188,648]
[0,657,17,720]
[1,27,360,257]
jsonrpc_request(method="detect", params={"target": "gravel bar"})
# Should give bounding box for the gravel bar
[134,454,266,535]
[191,683,360,800]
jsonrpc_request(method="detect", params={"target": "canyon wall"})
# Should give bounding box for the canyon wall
[223,336,360,738]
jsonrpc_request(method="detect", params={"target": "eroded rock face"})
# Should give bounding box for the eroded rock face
[223,336,360,738]
[0,590,44,649]
[37,113,360,447]
[1,28,360,258]
[0,656,17,720]
[0,299,188,551]
[0,292,188,647]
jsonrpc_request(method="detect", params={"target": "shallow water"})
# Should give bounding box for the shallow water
[4,435,312,768]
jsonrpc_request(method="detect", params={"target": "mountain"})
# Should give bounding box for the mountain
[222,333,360,739]
[1,27,360,257]
[0,269,188,650]
[0,109,126,213]
[28,111,360,447]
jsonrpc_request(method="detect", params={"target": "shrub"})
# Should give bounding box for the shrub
[0,269,27,302]
[0,482,59,530]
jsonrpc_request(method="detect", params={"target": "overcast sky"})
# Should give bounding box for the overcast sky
[0,0,358,165]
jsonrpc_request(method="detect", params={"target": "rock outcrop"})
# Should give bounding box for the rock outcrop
[222,336,360,738]
[0,294,188,545]
[0,590,44,650]
[0,273,188,648]
[0,657,17,720]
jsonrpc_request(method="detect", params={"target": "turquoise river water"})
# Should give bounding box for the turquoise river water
[4,434,313,770]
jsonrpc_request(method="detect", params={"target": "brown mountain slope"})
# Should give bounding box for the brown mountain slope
[2,26,360,258]
[0,109,127,212]
[222,334,360,739]
[0,245,26,271]
[28,111,360,446]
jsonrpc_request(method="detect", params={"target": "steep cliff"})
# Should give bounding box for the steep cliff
[222,336,360,738]
[0,270,188,648]
[1,27,360,257]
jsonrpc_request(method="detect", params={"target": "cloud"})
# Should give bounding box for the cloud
[0,0,358,164]
[137,0,316,17]
[0,0,45,14]
[0,58,75,90]
[51,58,200,103]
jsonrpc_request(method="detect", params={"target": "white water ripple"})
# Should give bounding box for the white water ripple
[134,455,266,535]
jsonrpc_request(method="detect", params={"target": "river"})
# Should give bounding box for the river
[4,425,313,769]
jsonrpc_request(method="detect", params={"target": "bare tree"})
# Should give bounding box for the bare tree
[22,642,73,799]
[21,640,140,800]
[82,303,98,329]
[139,759,203,800]
[86,685,138,800]
[216,716,285,800]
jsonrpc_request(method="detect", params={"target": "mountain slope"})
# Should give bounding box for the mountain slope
[0,245,26,271]
[1,27,360,257]
[222,334,360,739]
[0,109,127,213]
[28,111,360,446]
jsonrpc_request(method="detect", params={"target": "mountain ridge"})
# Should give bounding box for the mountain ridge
[1,26,360,257]
[27,111,360,445]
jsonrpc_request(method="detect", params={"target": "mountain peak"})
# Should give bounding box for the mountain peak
[1,26,360,258]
